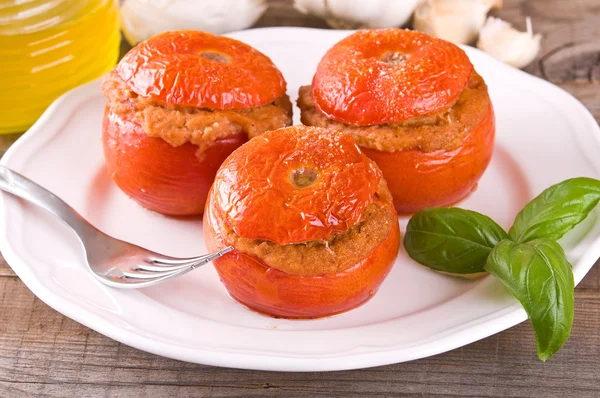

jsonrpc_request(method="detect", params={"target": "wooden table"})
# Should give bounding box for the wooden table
[1,1,599,396]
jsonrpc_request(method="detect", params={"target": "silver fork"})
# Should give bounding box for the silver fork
[0,165,233,288]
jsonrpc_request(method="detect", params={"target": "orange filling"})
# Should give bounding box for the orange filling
[102,71,292,158]
[218,180,395,276]
[299,71,490,153]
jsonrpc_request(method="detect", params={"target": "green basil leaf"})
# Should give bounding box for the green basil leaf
[509,177,600,243]
[484,239,574,361]
[404,208,509,274]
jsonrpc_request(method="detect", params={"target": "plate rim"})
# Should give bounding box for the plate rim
[1,27,600,372]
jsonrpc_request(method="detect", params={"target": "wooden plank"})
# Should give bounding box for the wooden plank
[0,129,16,277]
[0,131,18,277]
[0,0,599,396]
[0,133,20,158]
[493,1,600,124]
[577,261,599,290]
[255,0,328,29]
[0,278,598,397]
[555,82,600,122]
[0,256,15,277]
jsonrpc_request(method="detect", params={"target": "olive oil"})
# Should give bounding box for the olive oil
[0,0,121,134]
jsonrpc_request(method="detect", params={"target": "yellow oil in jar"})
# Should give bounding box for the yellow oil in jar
[0,0,121,134]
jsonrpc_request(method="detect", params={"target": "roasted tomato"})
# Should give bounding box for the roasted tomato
[361,103,495,214]
[204,126,400,318]
[303,29,495,213]
[101,31,291,216]
[102,109,247,215]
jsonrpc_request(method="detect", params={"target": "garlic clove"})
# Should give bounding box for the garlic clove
[413,0,502,45]
[120,0,267,46]
[294,0,329,17]
[477,17,542,69]
[120,0,163,46]
[294,0,420,29]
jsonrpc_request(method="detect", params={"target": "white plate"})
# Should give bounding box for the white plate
[1,28,600,372]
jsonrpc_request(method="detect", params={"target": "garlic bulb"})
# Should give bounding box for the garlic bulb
[294,0,420,29]
[477,17,542,69]
[120,0,267,46]
[413,0,502,45]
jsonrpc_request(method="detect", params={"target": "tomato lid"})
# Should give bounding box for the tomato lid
[212,126,381,245]
[116,30,287,110]
[312,29,473,125]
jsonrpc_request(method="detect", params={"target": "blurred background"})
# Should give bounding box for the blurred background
[1,0,597,137]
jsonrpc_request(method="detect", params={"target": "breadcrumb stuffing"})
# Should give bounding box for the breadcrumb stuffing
[102,70,292,159]
[298,72,491,153]
[219,179,396,276]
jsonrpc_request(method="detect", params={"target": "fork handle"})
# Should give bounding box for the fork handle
[0,165,97,238]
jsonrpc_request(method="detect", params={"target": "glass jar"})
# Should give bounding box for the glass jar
[0,0,121,134]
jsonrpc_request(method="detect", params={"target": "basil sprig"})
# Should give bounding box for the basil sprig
[404,177,600,361]
[509,178,600,243]
[485,239,574,361]
[405,208,508,274]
